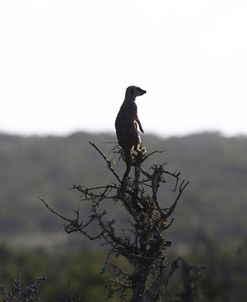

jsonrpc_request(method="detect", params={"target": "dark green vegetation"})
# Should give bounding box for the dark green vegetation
[0,240,246,301]
[0,131,246,246]
[0,245,108,301]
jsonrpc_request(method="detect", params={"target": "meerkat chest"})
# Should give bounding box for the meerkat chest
[120,102,137,121]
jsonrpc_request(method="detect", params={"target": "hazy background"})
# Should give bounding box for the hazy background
[1,0,247,137]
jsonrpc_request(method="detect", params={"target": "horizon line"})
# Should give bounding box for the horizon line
[0,129,246,139]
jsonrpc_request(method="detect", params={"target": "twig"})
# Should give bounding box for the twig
[89,141,122,183]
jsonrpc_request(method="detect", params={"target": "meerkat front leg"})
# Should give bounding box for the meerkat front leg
[136,117,144,133]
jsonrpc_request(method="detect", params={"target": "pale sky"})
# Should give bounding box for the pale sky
[0,0,247,137]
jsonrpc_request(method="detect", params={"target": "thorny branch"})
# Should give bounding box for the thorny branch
[0,275,46,302]
[0,276,82,302]
[42,142,189,301]
[89,141,122,183]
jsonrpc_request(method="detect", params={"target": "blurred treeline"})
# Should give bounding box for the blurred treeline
[0,131,247,300]
[0,131,246,246]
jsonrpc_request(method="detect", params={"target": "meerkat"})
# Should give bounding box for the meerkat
[115,86,146,180]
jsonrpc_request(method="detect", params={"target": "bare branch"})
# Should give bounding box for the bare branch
[89,141,122,183]
[163,180,190,219]
[39,197,71,223]
[41,141,189,301]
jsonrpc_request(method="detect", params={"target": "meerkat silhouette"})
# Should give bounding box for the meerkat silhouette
[115,86,146,180]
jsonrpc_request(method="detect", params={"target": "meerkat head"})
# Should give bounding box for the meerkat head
[125,86,146,100]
